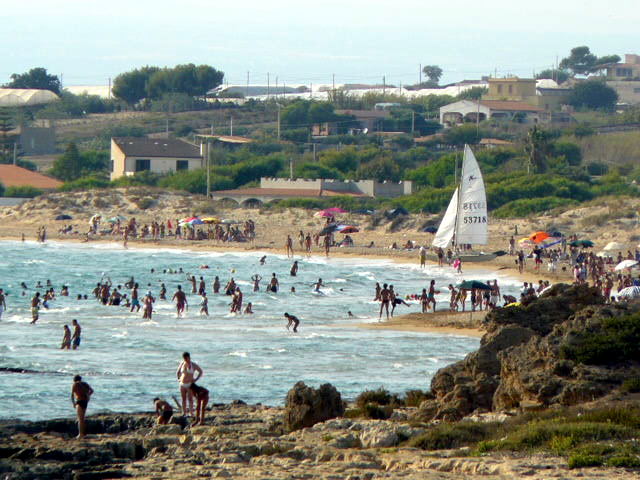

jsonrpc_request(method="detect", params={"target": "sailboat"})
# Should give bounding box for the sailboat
[432,144,495,261]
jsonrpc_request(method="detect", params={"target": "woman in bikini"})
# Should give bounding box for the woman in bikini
[176,352,203,416]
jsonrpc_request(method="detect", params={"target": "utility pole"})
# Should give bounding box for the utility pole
[267,72,270,98]
[275,76,278,100]
[419,64,422,84]
[13,142,17,165]
[230,116,233,136]
[313,143,317,162]
[310,83,313,99]
[204,141,210,197]
[411,111,415,133]
[382,76,386,96]
[289,158,293,179]
[108,77,111,99]
[246,71,250,97]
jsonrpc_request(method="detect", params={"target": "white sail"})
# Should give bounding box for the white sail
[455,144,488,246]
[432,187,459,248]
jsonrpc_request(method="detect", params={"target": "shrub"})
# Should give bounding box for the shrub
[560,312,640,365]
[568,453,604,468]
[362,403,393,420]
[404,389,432,407]
[59,175,110,192]
[409,422,494,450]
[356,388,393,408]
[621,378,640,394]
[493,197,577,218]
[4,186,43,198]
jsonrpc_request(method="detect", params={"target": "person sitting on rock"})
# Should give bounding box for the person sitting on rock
[153,398,174,425]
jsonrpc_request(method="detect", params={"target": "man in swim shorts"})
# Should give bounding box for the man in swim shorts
[172,286,188,318]
[153,398,174,425]
[71,375,94,438]
[379,284,391,321]
[71,319,82,349]
[30,292,41,324]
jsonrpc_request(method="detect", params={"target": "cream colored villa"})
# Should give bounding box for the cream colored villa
[110,137,203,180]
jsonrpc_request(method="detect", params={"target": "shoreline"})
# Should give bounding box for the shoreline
[0,233,560,337]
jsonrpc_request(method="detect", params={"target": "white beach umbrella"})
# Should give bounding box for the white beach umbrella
[618,286,640,299]
[596,251,611,258]
[615,259,638,271]
[604,241,626,251]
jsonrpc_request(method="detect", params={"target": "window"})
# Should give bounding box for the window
[110,160,114,172]
[497,85,503,93]
[135,159,150,172]
[634,88,640,94]
[508,85,513,94]
[176,160,189,171]
[617,68,632,77]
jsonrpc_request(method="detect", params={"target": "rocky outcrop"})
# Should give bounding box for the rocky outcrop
[421,284,640,420]
[284,381,344,431]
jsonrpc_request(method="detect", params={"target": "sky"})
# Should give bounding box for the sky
[1,0,639,88]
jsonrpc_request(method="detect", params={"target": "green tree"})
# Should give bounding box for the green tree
[0,108,16,163]
[112,66,160,105]
[146,64,224,99]
[456,87,488,100]
[49,143,82,181]
[443,124,481,146]
[536,69,570,84]
[0,181,4,196]
[524,126,551,173]
[560,46,621,76]
[569,80,619,111]
[5,68,61,94]
[356,154,401,182]
[422,65,443,85]
[552,141,582,166]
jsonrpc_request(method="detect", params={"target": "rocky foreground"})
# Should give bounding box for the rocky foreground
[1,404,637,480]
[2,284,640,479]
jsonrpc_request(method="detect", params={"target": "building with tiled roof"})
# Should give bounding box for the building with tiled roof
[110,137,203,180]
[0,164,62,190]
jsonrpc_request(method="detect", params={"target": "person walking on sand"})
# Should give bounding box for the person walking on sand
[379,283,391,321]
[177,352,203,416]
[323,234,331,257]
[153,398,174,425]
[61,325,71,349]
[285,235,294,258]
[172,286,188,318]
[189,383,209,426]
[71,319,82,350]
[71,375,94,439]
[284,312,300,332]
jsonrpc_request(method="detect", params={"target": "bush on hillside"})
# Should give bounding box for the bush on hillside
[493,197,578,218]
[4,186,43,198]
[59,175,110,192]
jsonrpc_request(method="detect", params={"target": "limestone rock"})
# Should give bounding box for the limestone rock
[359,424,399,448]
[283,382,344,432]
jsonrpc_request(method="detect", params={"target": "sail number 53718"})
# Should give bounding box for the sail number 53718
[463,216,487,224]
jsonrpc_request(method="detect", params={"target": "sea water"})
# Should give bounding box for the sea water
[0,241,521,421]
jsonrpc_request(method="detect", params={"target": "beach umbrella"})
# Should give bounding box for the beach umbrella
[55,214,72,220]
[201,217,220,224]
[615,259,638,271]
[221,219,240,224]
[324,207,348,214]
[319,224,339,236]
[337,225,359,234]
[107,215,127,223]
[457,280,492,290]
[181,216,198,223]
[604,241,625,251]
[618,286,640,299]
[314,210,334,218]
[529,231,550,243]
[189,218,204,225]
[596,251,611,258]
[570,239,594,248]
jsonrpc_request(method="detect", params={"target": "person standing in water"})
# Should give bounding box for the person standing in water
[172,286,187,318]
[212,276,220,294]
[130,283,140,313]
[200,292,209,316]
[379,284,391,321]
[61,325,71,349]
[268,273,279,293]
[71,375,94,439]
[290,261,298,276]
[251,274,261,292]
[176,352,203,416]
[71,319,82,350]
[30,292,41,324]
[0,288,6,320]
